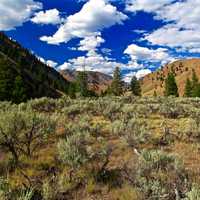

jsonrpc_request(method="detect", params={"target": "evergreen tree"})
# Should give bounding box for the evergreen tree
[76,71,88,97]
[111,67,123,96]
[12,75,27,103]
[191,69,199,97]
[68,82,76,99]
[192,84,200,97]
[0,60,14,101]
[164,73,179,97]
[130,76,141,96]
[184,78,192,97]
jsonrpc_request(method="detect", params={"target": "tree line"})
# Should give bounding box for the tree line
[164,68,200,97]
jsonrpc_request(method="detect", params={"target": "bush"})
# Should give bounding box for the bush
[159,98,185,118]
[184,184,200,200]
[57,131,89,169]
[123,119,149,148]
[0,107,56,162]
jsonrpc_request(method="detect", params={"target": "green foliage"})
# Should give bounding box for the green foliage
[159,98,185,118]
[68,82,77,99]
[17,188,34,200]
[42,180,55,200]
[0,32,70,102]
[122,118,149,147]
[184,78,192,97]
[164,72,179,97]
[76,71,89,97]
[0,177,10,199]
[130,76,141,96]
[191,69,199,91]
[183,70,200,97]
[0,108,56,162]
[57,132,89,169]
[111,67,123,96]
[184,184,200,200]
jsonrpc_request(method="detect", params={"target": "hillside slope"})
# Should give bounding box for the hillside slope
[0,32,70,102]
[61,69,112,94]
[141,58,200,96]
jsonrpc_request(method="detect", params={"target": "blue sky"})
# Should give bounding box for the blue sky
[1,0,200,82]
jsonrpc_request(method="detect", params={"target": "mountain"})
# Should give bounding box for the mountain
[60,69,112,94]
[0,32,70,103]
[141,58,200,96]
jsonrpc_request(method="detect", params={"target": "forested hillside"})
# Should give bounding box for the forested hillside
[0,32,70,103]
[141,59,200,96]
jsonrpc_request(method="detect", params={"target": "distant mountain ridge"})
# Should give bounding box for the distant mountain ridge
[0,32,70,102]
[60,69,113,94]
[141,58,200,96]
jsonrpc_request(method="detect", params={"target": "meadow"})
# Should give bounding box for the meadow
[0,96,200,199]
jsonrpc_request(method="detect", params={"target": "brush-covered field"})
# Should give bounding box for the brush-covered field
[1,96,200,199]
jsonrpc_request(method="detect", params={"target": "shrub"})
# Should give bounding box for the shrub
[42,180,55,200]
[17,188,34,200]
[29,97,57,112]
[0,177,10,199]
[57,131,89,169]
[0,107,56,162]
[184,184,200,200]
[159,98,185,118]
[123,119,149,148]
[139,150,177,172]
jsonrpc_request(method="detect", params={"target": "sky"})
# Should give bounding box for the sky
[1,0,200,82]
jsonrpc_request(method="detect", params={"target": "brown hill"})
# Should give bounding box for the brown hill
[60,70,112,94]
[141,58,200,96]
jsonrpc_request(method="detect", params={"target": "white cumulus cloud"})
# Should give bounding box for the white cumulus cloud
[124,44,171,62]
[123,69,151,82]
[0,0,42,31]
[126,0,173,13]
[40,0,128,44]
[31,9,62,25]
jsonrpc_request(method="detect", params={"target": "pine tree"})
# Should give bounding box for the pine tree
[12,75,27,103]
[111,67,123,96]
[130,76,141,96]
[164,73,179,97]
[0,60,14,101]
[184,78,192,97]
[193,84,200,97]
[191,69,199,97]
[76,71,88,97]
[68,82,76,99]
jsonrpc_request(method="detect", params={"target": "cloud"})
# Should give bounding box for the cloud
[126,0,200,53]
[124,44,171,62]
[78,35,105,55]
[145,0,200,52]
[40,0,128,44]
[31,9,62,25]
[37,56,58,68]
[0,0,42,31]
[125,0,173,13]
[123,69,151,82]
[58,52,122,75]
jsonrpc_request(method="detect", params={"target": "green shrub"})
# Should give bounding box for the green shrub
[184,184,200,200]
[57,131,89,169]
[159,98,185,118]
[17,188,34,200]
[0,107,56,162]
[123,119,149,148]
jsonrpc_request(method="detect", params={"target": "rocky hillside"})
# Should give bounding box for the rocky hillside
[0,32,70,102]
[60,69,112,94]
[141,58,200,96]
